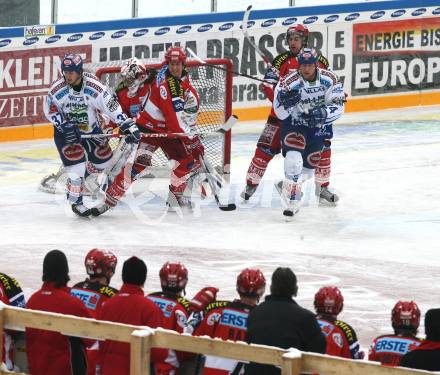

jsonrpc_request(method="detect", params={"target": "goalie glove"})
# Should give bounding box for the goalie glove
[277,89,301,110]
[63,122,81,145]
[301,106,328,128]
[189,286,218,312]
[119,118,140,144]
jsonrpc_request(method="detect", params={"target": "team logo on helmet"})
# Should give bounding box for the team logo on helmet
[314,286,344,316]
[159,262,188,292]
[392,301,420,330]
[85,248,118,280]
[297,48,319,65]
[236,268,266,297]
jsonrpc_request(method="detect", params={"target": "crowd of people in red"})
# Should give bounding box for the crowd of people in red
[1,249,439,375]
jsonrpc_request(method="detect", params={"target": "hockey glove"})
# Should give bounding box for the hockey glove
[120,118,140,144]
[189,286,219,312]
[277,89,301,110]
[63,122,81,145]
[302,106,328,128]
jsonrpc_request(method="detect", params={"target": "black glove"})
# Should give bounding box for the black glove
[63,122,81,145]
[277,89,301,109]
[119,118,140,144]
[302,107,328,128]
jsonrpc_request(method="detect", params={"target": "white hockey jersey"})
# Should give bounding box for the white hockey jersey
[44,72,127,133]
[273,67,345,127]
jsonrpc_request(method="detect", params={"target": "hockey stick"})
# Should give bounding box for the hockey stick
[186,48,271,86]
[242,5,272,67]
[198,155,236,211]
[81,115,238,140]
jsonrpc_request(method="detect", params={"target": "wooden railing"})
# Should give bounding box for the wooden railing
[0,304,435,375]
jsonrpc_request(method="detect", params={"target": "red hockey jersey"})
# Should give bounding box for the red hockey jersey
[369,334,422,366]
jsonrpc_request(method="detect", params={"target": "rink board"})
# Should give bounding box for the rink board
[0,0,440,141]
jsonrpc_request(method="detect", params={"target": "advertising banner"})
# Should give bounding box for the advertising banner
[0,0,439,140]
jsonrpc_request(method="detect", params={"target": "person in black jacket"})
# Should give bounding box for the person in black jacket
[244,267,326,375]
[400,308,440,371]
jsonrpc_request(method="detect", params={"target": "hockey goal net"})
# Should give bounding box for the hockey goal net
[40,58,233,193]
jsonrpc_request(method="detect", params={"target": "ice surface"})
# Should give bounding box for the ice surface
[1,106,440,347]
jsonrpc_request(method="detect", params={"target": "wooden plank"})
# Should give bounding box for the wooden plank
[301,353,433,375]
[130,330,152,375]
[152,330,285,366]
[281,350,302,375]
[4,307,137,342]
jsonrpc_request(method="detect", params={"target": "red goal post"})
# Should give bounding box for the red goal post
[95,58,233,176]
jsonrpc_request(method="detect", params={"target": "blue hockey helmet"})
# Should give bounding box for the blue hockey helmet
[297,48,318,65]
[61,54,83,73]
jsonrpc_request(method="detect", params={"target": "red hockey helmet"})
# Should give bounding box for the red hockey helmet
[84,248,117,280]
[236,268,266,297]
[392,301,420,330]
[159,262,188,291]
[285,24,309,47]
[164,46,187,64]
[314,286,344,316]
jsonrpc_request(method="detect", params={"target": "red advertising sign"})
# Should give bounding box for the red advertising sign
[0,45,92,126]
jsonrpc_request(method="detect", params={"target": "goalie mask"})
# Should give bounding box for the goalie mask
[314,286,344,316]
[120,57,148,97]
[392,301,420,331]
[159,262,188,293]
[236,268,266,298]
[85,248,117,282]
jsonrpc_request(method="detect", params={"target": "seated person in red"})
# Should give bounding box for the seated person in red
[369,300,422,366]
[314,286,364,359]
[26,250,92,375]
[97,256,177,375]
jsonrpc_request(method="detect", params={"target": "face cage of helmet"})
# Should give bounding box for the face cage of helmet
[122,67,147,97]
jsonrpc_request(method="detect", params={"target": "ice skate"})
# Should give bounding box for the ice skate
[317,185,339,205]
[240,184,257,201]
[166,190,193,213]
[71,204,92,217]
[90,203,111,217]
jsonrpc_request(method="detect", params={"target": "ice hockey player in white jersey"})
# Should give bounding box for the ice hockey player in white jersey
[273,48,345,218]
[44,54,140,217]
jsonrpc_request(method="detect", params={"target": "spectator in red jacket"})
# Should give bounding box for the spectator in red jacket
[26,250,92,375]
[97,256,177,375]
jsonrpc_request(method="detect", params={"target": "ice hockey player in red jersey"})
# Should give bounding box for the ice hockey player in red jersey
[70,249,119,375]
[71,248,118,318]
[93,47,204,215]
[314,286,363,359]
[242,24,338,205]
[0,272,26,371]
[369,300,422,366]
[194,268,266,375]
